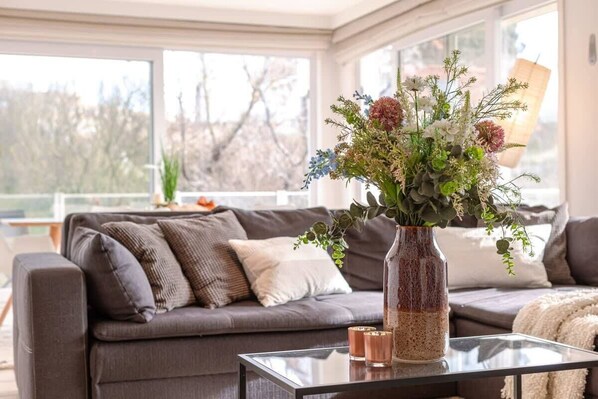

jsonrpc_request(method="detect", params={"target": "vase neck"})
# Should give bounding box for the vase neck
[395,225,436,246]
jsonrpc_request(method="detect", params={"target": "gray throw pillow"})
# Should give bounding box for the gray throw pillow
[103,222,196,312]
[340,213,397,291]
[213,206,333,239]
[70,227,156,323]
[514,203,574,285]
[158,211,251,309]
[566,217,598,286]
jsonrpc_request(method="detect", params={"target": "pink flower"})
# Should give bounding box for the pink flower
[475,120,505,152]
[369,97,404,132]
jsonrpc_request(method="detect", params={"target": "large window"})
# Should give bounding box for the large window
[500,10,559,206]
[360,4,559,206]
[399,23,486,102]
[0,54,152,217]
[163,51,310,208]
[0,48,313,217]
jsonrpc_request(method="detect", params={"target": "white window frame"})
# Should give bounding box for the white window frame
[357,0,562,204]
[0,40,319,209]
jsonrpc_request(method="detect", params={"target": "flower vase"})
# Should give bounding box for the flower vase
[383,226,449,363]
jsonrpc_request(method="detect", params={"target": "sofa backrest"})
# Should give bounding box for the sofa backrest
[61,211,211,259]
[566,216,598,286]
[61,206,333,260]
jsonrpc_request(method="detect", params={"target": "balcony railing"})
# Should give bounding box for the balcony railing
[0,190,310,219]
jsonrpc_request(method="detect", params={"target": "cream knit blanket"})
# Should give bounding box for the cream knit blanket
[502,290,598,399]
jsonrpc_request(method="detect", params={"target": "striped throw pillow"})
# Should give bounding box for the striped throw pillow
[103,222,196,312]
[158,211,251,308]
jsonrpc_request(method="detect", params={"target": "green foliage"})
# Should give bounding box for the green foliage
[160,150,181,204]
[297,50,538,274]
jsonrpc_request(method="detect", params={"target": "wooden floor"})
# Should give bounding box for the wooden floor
[0,288,17,398]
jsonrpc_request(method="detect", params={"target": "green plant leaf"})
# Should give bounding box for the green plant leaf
[366,191,378,207]
[496,239,510,254]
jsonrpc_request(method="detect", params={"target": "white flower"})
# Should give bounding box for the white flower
[403,76,425,92]
[418,96,436,113]
[424,119,459,141]
[403,122,419,133]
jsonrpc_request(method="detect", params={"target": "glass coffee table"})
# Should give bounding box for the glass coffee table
[238,333,598,399]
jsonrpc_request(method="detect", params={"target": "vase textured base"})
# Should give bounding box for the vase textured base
[387,308,449,363]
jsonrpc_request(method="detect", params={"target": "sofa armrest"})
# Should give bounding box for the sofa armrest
[13,252,88,399]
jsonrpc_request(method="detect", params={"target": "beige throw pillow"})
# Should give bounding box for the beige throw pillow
[103,222,196,312]
[436,224,552,290]
[229,236,352,307]
[158,211,251,309]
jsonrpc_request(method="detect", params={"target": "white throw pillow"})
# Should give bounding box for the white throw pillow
[435,224,552,290]
[228,236,352,307]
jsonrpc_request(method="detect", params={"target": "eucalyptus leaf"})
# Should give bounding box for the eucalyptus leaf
[366,191,378,207]
[419,181,435,197]
[440,206,457,221]
[421,207,442,224]
[409,189,427,204]
[312,222,328,235]
[349,203,363,218]
[367,206,378,220]
[496,239,510,254]
[378,193,387,206]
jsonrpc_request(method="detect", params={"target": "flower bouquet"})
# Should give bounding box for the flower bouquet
[298,50,537,363]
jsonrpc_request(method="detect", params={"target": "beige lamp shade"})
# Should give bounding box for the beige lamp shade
[498,58,551,168]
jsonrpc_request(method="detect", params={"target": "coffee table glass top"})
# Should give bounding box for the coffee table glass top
[240,333,598,388]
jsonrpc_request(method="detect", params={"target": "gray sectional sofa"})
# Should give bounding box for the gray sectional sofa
[12,206,598,399]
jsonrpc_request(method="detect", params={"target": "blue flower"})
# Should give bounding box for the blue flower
[302,149,337,189]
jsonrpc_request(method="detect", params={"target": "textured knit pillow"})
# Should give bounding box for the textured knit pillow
[514,203,574,285]
[229,236,352,307]
[158,211,251,309]
[103,222,195,312]
[70,227,156,322]
[437,224,552,289]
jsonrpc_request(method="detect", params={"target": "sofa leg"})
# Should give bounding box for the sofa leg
[239,363,246,399]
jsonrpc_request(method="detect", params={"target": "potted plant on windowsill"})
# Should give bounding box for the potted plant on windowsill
[297,50,537,364]
[160,150,181,208]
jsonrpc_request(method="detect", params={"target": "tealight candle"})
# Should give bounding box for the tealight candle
[364,331,393,367]
[348,326,376,361]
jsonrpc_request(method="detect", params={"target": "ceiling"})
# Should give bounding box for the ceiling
[0,0,399,29]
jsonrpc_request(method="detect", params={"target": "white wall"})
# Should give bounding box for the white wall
[314,54,359,209]
[562,0,598,216]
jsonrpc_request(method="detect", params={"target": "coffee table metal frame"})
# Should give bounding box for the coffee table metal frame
[238,333,598,399]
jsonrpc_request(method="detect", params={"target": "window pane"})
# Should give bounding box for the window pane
[360,46,395,98]
[163,51,310,208]
[501,11,559,206]
[450,24,486,102]
[400,37,446,78]
[0,55,152,217]
[399,24,486,102]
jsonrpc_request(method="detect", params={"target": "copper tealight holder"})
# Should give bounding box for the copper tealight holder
[348,326,376,361]
[364,331,393,367]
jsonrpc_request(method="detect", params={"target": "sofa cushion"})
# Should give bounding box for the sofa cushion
[70,227,155,323]
[213,206,333,239]
[567,217,598,286]
[339,213,396,291]
[448,285,588,329]
[158,212,252,309]
[516,203,574,285]
[103,222,196,312]
[91,291,383,342]
[229,236,352,307]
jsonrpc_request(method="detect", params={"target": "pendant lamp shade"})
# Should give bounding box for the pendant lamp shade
[499,58,551,168]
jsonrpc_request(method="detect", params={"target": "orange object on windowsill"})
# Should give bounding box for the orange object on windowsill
[196,196,216,210]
